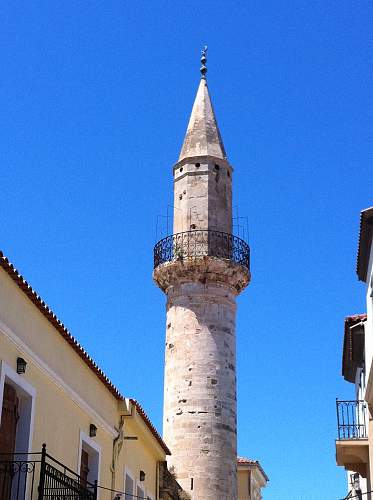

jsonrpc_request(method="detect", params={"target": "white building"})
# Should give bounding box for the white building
[336,207,373,498]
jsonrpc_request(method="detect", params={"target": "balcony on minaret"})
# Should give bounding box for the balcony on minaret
[153,74,251,295]
[153,228,250,279]
[154,229,249,267]
[154,51,250,500]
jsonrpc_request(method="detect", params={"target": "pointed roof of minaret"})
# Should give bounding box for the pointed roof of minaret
[178,48,227,162]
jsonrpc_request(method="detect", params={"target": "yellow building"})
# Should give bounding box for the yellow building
[0,248,269,500]
[0,249,172,500]
[237,457,268,500]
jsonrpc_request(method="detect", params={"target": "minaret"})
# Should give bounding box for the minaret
[153,48,250,500]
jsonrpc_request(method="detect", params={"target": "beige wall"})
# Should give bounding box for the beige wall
[0,266,166,499]
[238,468,249,499]
[0,268,117,425]
[238,465,267,500]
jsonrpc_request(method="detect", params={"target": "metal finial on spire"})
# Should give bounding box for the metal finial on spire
[200,45,208,78]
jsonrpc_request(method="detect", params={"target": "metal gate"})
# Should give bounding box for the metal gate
[0,444,97,500]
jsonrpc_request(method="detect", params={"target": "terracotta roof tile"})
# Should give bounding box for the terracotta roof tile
[237,456,269,482]
[345,314,367,324]
[131,399,171,455]
[357,207,373,281]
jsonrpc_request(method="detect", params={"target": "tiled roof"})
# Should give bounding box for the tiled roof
[0,250,170,455]
[237,456,269,482]
[357,207,373,282]
[130,399,170,455]
[345,314,367,324]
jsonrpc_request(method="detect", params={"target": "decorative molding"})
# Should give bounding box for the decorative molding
[0,318,117,438]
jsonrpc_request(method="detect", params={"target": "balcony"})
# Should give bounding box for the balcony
[153,229,250,270]
[0,444,97,500]
[336,400,369,477]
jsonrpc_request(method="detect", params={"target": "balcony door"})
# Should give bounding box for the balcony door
[0,383,19,499]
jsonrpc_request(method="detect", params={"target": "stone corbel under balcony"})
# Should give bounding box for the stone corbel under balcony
[335,439,369,477]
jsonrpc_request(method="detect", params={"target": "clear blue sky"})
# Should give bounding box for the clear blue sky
[1,1,372,498]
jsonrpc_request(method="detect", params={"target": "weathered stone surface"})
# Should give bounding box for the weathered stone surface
[173,158,232,235]
[155,75,250,500]
[179,79,226,162]
[153,257,250,295]
[162,282,238,499]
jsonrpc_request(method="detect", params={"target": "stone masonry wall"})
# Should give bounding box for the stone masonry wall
[173,159,232,234]
[163,281,238,499]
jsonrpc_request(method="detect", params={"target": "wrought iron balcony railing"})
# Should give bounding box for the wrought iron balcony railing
[0,444,97,500]
[153,229,250,270]
[336,399,367,440]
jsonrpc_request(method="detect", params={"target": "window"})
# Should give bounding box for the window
[136,483,145,499]
[0,361,35,454]
[0,361,36,499]
[78,432,100,489]
[124,468,134,500]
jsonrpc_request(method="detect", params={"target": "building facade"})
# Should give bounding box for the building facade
[336,207,373,498]
[237,457,268,500]
[153,52,251,499]
[0,250,176,500]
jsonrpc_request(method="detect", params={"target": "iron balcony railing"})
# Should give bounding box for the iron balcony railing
[336,399,367,440]
[0,444,97,500]
[153,229,250,270]
[0,452,38,500]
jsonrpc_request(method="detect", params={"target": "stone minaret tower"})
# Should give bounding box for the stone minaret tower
[153,49,250,500]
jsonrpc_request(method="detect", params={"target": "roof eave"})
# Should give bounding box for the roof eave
[237,458,269,482]
[357,207,373,282]
[0,251,170,456]
[130,399,171,455]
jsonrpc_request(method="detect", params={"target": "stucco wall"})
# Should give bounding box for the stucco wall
[0,266,165,499]
[238,469,249,499]
[365,244,373,390]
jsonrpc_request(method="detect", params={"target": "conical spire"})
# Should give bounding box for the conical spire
[178,53,227,162]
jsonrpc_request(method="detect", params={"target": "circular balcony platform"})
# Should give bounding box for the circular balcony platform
[153,230,250,270]
[153,230,250,293]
